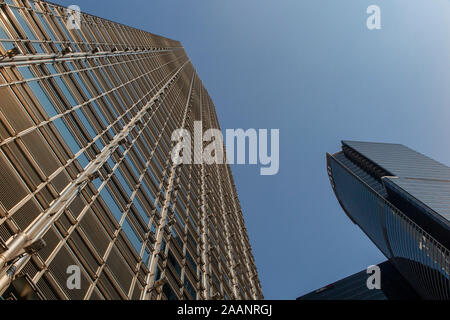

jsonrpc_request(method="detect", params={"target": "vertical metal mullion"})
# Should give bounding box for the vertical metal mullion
[145,67,194,299]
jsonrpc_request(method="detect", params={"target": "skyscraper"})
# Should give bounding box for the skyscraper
[0,0,263,300]
[297,261,420,300]
[326,141,450,300]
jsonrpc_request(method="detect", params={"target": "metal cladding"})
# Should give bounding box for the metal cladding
[0,0,262,300]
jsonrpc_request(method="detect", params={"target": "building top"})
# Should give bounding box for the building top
[342,141,450,181]
[342,140,450,229]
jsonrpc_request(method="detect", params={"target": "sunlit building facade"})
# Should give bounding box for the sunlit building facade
[327,141,450,300]
[0,0,263,300]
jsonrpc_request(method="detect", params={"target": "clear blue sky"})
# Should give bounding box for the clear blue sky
[53,0,450,299]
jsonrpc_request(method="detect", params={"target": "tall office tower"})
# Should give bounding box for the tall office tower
[0,0,263,300]
[327,141,450,300]
[297,261,420,300]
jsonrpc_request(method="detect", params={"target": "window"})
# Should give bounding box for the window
[162,283,178,301]
[143,248,150,266]
[133,198,150,225]
[115,169,132,197]
[125,155,140,178]
[35,12,60,49]
[188,214,198,232]
[223,273,230,286]
[50,73,79,108]
[185,250,197,274]
[75,109,97,140]
[0,23,14,50]
[133,144,147,166]
[53,118,81,154]
[167,250,181,277]
[77,153,90,168]
[154,267,161,281]
[28,81,59,117]
[18,67,66,118]
[174,210,185,229]
[99,187,122,222]
[171,228,183,249]
[176,195,187,213]
[147,166,160,187]
[188,233,198,251]
[122,218,142,254]
[150,223,157,235]
[184,278,196,299]
[10,7,44,53]
[141,180,157,206]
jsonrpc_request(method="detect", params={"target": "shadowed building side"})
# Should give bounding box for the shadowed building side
[297,261,420,300]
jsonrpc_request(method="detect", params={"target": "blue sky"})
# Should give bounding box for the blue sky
[53,0,450,299]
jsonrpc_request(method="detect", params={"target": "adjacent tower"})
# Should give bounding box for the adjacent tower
[0,0,263,300]
[297,261,420,300]
[326,141,450,300]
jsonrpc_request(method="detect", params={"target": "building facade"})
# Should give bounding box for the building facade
[0,0,263,300]
[297,261,420,300]
[327,141,450,300]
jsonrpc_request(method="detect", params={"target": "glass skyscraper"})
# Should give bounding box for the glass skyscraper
[297,261,420,300]
[0,0,263,300]
[326,141,450,300]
